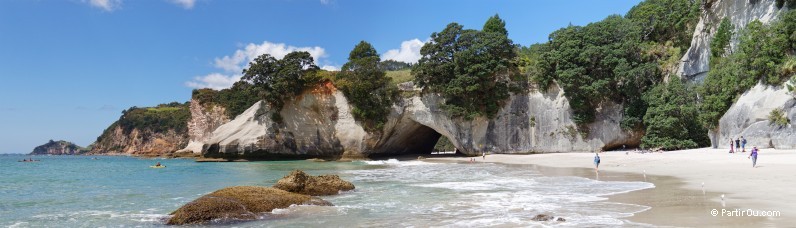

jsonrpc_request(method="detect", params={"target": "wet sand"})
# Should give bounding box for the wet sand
[427,148,792,227]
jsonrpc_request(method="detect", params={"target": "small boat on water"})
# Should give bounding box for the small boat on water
[18,159,40,162]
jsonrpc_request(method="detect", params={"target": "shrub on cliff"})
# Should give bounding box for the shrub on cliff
[336,41,398,131]
[412,14,523,119]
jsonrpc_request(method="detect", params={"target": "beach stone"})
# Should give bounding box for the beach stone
[531,214,554,221]
[167,186,332,225]
[273,170,355,196]
[556,217,566,222]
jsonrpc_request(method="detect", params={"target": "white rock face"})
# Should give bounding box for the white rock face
[712,83,796,149]
[179,99,230,153]
[679,0,783,81]
[198,83,641,159]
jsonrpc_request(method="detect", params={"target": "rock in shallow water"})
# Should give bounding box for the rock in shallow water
[273,170,355,196]
[167,186,332,225]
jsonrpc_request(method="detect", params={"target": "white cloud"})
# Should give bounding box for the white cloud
[213,41,327,73]
[185,73,242,90]
[86,0,122,12]
[320,0,331,5]
[381,38,427,64]
[187,41,332,90]
[169,0,196,9]
[321,65,340,71]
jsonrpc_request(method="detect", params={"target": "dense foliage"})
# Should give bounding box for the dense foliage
[380,60,412,71]
[525,0,705,148]
[242,51,322,113]
[700,10,796,128]
[412,14,523,119]
[641,78,708,150]
[625,0,701,49]
[336,41,399,131]
[192,81,264,118]
[533,15,659,127]
[710,18,734,58]
[116,102,191,134]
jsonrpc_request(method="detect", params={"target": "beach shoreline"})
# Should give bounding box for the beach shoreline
[426,148,793,227]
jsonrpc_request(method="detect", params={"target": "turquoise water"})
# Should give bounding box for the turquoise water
[1,155,654,227]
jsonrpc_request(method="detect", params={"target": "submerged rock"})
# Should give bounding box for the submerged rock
[273,170,355,196]
[531,214,554,222]
[167,186,332,225]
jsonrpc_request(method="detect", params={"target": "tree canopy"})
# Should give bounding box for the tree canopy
[336,41,398,131]
[412,14,523,119]
[241,51,321,112]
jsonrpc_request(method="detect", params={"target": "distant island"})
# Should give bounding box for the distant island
[30,140,87,155]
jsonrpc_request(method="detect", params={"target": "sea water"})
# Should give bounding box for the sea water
[1,155,654,227]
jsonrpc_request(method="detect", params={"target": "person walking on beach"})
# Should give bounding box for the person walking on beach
[482,152,486,160]
[741,136,747,152]
[594,152,601,172]
[729,139,734,153]
[748,146,759,168]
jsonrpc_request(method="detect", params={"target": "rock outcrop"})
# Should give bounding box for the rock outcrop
[89,125,187,156]
[679,0,784,81]
[90,103,190,156]
[167,186,332,225]
[178,99,231,154]
[29,140,86,155]
[196,83,641,160]
[712,82,796,149]
[273,170,355,196]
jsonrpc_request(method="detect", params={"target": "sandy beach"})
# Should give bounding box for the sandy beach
[427,148,794,227]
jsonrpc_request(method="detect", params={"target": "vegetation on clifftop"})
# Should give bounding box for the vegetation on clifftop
[525,0,705,149]
[96,102,190,143]
[336,41,399,131]
[412,14,524,119]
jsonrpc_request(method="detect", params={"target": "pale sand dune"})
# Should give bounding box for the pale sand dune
[427,148,795,226]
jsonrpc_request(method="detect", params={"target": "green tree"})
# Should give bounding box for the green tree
[483,14,508,36]
[626,0,701,49]
[241,51,320,111]
[711,18,734,58]
[534,15,658,126]
[337,41,398,131]
[413,15,522,119]
[737,20,787,85]
[642,78,708,150]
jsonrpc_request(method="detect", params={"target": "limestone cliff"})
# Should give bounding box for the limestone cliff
[178,99,231,153]
[712,83,796,149]
[90,102,190,156]
[198,83,641,160]
[679,0,784,81]
[90,125,187,156]
[29,140,86,155]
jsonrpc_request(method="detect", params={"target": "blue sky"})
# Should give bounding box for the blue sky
[0,0,642,153]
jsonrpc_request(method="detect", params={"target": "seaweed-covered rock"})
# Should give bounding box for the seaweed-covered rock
[167,186,332,225]
[273,170,355,196]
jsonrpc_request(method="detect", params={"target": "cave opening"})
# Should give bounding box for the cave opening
[367,119,460,159]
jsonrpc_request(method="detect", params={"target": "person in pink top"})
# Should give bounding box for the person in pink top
[729,140,734,153]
